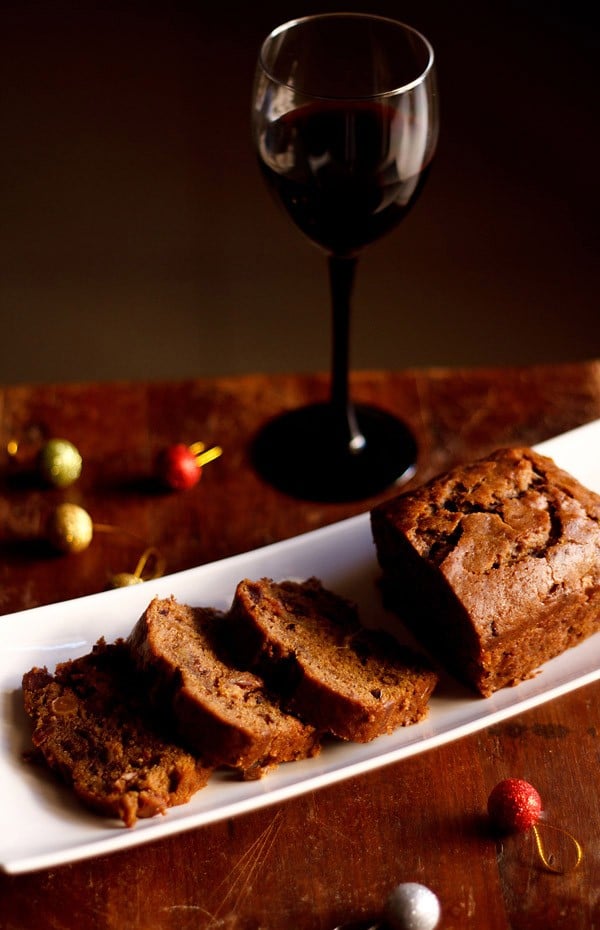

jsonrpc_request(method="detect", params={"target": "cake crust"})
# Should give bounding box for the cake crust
[371,446,600,696]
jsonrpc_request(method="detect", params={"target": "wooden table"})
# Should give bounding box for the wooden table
[1,361,599,929]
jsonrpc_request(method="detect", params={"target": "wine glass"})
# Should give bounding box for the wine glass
[251,13,438,502]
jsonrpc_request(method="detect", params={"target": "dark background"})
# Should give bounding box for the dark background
[1,1,597,386]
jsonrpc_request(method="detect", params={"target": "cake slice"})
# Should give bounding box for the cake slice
[370,446,600,696]
[226,577,438,742]
[22,639,211,827]
[127,597,321,777]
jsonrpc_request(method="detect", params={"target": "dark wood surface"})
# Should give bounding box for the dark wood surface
[1,362,599,929]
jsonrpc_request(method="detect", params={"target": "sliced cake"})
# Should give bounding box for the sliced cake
[127,596,321,777]
[226,577,438,742]
[22,639,211,827]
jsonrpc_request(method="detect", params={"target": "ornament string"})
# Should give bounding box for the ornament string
[132,547,165,582]
[92,522,158,548]
[156,440,223,490]
[531,822,583,874]
[110,547,165,588]
[188,441,223,467]
[488,779,583,877]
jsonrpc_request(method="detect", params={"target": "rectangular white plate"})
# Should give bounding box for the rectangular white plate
[1,419,599,874]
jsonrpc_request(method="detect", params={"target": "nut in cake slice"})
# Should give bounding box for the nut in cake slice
[226,577,438,742]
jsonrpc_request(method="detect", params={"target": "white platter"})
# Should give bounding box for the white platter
[1,419,599,874]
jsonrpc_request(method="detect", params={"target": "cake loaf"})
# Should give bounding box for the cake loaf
[22,639,211,827]
[127,596,321,777]
[226,577,438,742]
[370,446,600,696]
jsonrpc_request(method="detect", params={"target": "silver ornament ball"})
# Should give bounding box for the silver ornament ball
[384,883,440,930]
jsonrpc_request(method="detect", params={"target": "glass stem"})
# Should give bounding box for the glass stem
[328,254,366,453]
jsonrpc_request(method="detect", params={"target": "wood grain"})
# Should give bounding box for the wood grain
[1,362,599,929]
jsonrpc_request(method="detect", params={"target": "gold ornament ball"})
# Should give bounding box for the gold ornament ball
[48,503,93,553]
[110,572,143,588]
[39,439,82,488]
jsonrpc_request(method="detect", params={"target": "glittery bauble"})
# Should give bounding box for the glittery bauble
[156,444,201,490]
[384,883,441,930]
[110,572,144,588]
[47,503,93,553]
[38,439,82,488]
[487,778,542,833]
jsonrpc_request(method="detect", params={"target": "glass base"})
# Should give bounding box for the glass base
[251,402,417,502]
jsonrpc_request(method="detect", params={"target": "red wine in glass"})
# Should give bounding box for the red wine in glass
[251,14,438,501]
[259,100,431,255]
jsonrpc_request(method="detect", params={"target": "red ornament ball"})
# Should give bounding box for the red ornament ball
[156,444,201,490]
[488,778,543,833]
